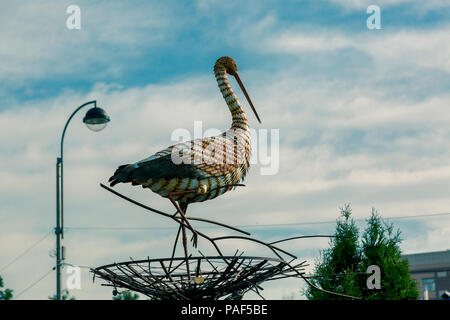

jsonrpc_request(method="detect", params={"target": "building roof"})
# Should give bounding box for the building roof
[403,250,450,268]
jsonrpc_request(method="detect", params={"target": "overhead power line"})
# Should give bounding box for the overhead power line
[64,211,450,231]
[0,230,53,273]
[13,267,54,299]
[238,211,450,228]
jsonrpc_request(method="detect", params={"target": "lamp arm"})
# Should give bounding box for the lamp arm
[60,100,96,159]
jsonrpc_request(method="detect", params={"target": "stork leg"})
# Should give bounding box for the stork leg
[178,203,190,256]
[178,203,191,280]
[168,192,198,248]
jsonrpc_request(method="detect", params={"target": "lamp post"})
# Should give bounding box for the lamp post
[55,100,110,300]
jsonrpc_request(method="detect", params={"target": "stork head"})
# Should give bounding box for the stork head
[214,56,261,124]
[214,56,238,76]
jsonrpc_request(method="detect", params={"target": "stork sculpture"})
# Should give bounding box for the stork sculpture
[109,56,261,257]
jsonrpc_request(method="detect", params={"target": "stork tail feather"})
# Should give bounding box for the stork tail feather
[109,164,134,187]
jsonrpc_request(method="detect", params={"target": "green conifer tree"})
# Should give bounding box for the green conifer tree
[0,276,13,300]
[305,205,418,300]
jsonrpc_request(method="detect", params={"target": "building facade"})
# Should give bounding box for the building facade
[403,250,450,300]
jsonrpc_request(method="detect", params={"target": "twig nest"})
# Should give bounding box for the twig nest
[197,184,208,194]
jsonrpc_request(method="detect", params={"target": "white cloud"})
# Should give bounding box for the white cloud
[264,27,450,72]
[0,1,179,84]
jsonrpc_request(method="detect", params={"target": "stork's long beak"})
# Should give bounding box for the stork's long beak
[234,72,261,124]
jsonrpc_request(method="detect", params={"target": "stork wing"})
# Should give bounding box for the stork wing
[109,133,249,187]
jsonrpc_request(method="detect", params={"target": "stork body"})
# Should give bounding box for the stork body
[109,56,260,249]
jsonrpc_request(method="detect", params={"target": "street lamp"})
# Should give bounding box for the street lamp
[55,100,110,300]
[83,106,110,132]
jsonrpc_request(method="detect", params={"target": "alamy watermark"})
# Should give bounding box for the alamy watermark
[366,265,381,289]
[66,265,81,290]
[170,121,279,176]
[65,263,381,291]
[66,5,81,30]
[366,5,381,30]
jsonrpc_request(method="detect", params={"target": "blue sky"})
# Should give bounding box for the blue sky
[1,0,449,300]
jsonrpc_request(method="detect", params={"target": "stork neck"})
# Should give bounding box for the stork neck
[214,67,249,131]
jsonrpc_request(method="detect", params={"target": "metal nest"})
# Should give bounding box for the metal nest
[91,184,361,300]
[92,255,307,300]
